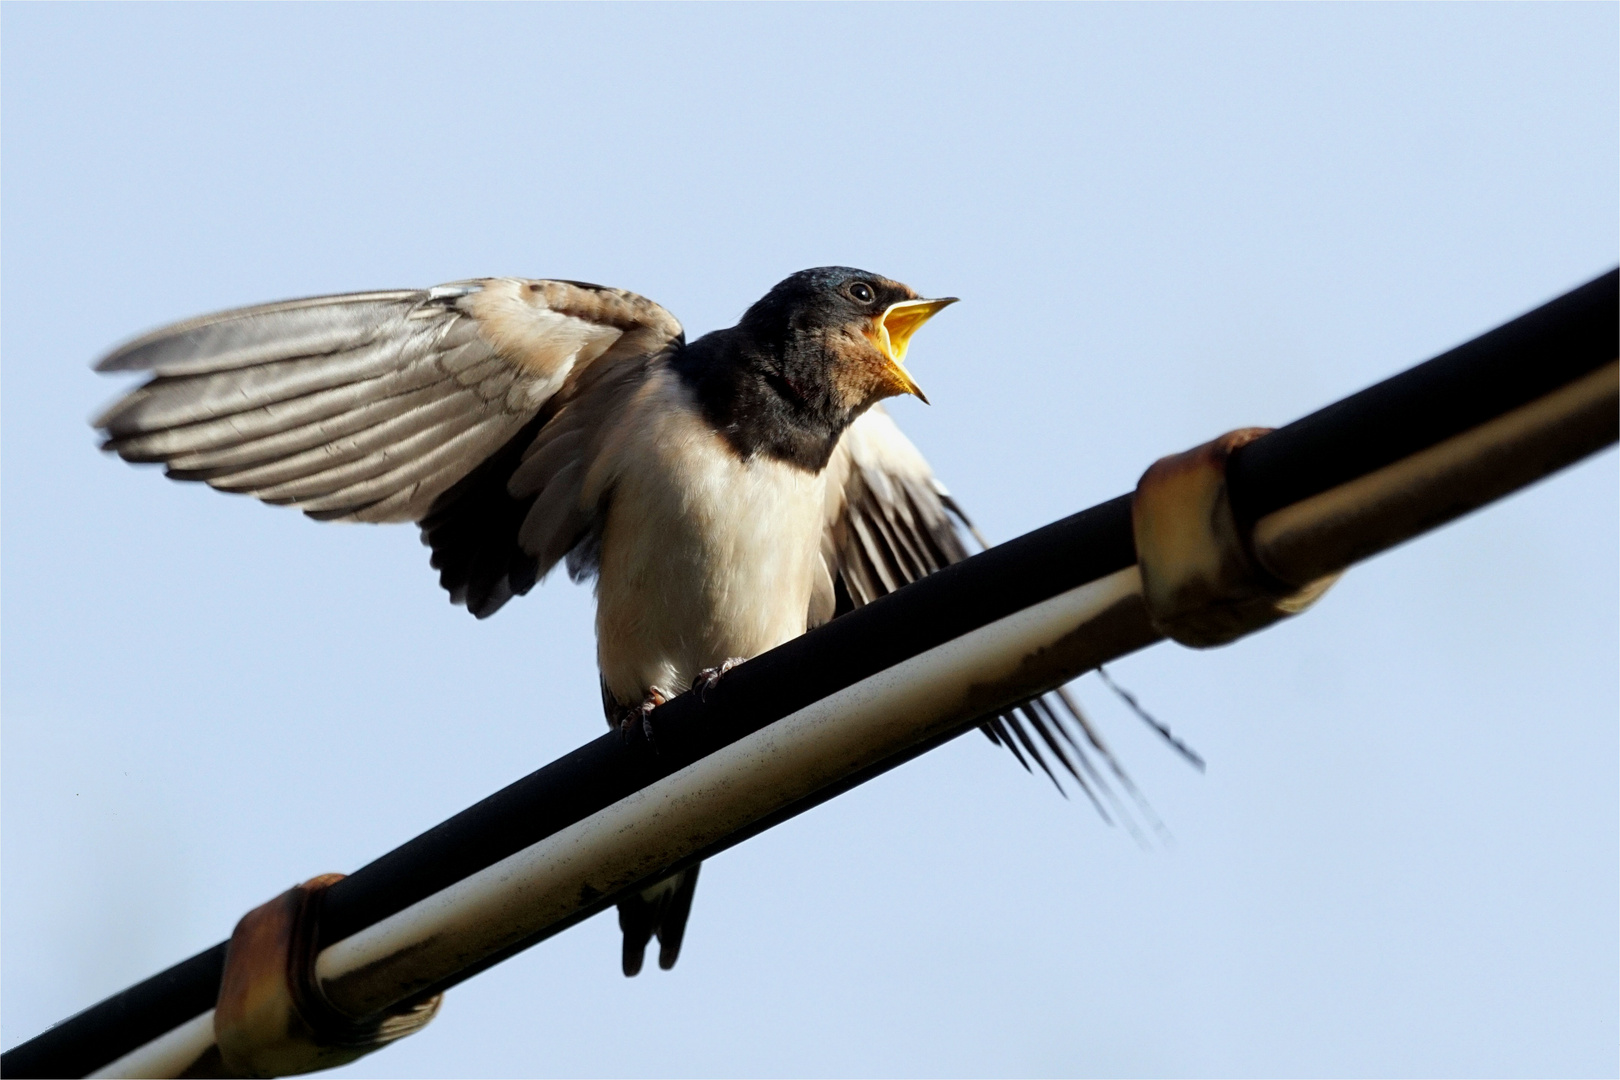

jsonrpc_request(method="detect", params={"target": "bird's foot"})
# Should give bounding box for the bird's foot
[617,688,668,749]
[693,657,747,703]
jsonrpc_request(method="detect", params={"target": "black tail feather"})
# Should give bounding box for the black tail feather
[617,864,701,977]
[656,864,700,971]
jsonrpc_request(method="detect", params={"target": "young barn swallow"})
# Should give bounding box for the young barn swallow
[94,267,1128,976]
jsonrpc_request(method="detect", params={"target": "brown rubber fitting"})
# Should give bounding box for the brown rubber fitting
[1133,428,1339,648]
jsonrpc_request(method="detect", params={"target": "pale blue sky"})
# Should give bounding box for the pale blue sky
[3,5,1616,1077]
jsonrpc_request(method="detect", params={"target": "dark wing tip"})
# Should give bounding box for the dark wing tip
[1096,666,1205,771]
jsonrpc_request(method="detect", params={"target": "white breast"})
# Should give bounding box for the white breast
[593,370,830,707]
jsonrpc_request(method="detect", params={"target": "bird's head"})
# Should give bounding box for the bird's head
[738,267,956,415]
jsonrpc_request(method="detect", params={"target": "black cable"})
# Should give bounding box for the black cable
[1227,268,1618,528]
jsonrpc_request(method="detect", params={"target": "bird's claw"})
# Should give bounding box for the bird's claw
[693,657,746,703]
[618,689,668,751]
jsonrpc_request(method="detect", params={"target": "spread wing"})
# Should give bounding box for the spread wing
[822,408,1159,826]
[94,277,682,614]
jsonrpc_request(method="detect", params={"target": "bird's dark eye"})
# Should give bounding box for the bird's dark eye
[849,282,875,304]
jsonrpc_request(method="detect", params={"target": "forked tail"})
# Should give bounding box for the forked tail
[617,864,702,976]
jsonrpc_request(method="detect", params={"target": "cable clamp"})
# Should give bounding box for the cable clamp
[1133,428,1339,648]
[212,874,441,1078]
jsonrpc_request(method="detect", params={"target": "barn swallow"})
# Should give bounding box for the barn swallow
[94,267,1135,977]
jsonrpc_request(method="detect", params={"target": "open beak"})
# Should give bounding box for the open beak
[874,297,957,404]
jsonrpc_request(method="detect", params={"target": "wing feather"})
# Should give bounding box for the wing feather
[230,408,493,504]
[93,279,683,595]
[95,291,425,376]
[159,381,472,475]
[96,334,439,435]
[516,459,591,570]
[824,406,1149,816]
[334,414,523,523]
[105,357,462,464]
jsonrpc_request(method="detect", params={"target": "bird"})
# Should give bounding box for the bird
[93,266,1159,977]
